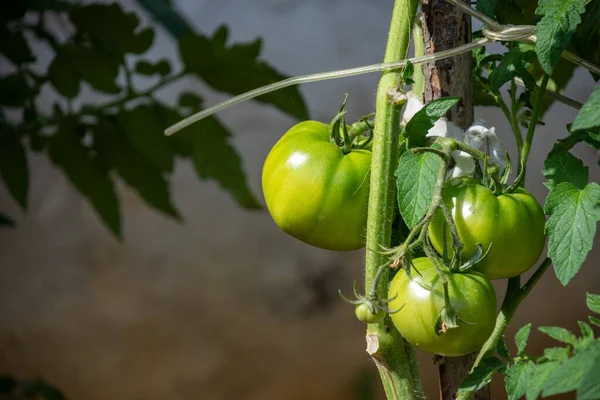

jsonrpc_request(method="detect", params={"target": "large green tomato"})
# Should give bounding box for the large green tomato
[428,177,546,279]
[388,257,496,357]
[262,121,371,251]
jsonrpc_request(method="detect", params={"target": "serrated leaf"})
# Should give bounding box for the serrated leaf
[135,59,171,76]
[476,0,498,18]
[117,105,174,171]
[543,341,600,396]
[179,32,308,121]
[458,357,506,393]
[0,26,35,65]
[543,347,571,362]
[543,146,588,190]
[578,321,594,340]
[578,358,600,400]
[587,293,600,314]
[535,0,586,75]
[545,181,600,285]
[69,4,154,56]
[490,45,536,92]
[0,213,15,227]
[0,132,28,210]
[94,120,180,220]
[526,361,561,400]
[403,97,461,146]
[516,323,532,355]
[395,149,442,227]
[0,74,32,106]
[498,337,511,359]
[506,361,533,400]
[539,326,579,345]
[48,122,121,238]
[590,316,600,328]
[572,85,600,132]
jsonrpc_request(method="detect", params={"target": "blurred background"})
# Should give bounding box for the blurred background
[0,0,599,399]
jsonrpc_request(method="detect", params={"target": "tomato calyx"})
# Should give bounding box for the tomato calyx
[339,281,403,324]
[328,94,374,155]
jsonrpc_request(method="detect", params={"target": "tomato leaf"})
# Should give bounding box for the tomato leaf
[538,326,578,345]
[93,120,181,220]
[490,44,536,92]
[515,323,532,355]
[543,341,600,396]
[542,145,588,190]
[179,28,308,121]
[48,122,122,238]
[572,85,600,132]
[458,357,506,393]
[395,148,442,228]
[0,213,15,228]
[505,361,533,400]
[476,0,498,18]
[571,0,600,81]
[589,315,600,328]
[544,181,600,285]
[526,361,561,400]
[578,358,600,400]
[0,132,28,210]
[403,97,461,146]
[0,74,32,107]
[578,321,594,340]
[0,26,34,65]
[543,347,571,362]
[587,293,600,314]
[535,0,586,75]
[497,337,511,360]
[135,59,171,76]
[117,105,175,172]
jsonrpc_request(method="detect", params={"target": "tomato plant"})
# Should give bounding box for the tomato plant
[428,177,546,279]
[354,303,386,323]
[388,257,497,357]
[262,120,372,251]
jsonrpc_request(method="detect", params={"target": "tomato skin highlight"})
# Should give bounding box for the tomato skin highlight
[355,303,386,324]
[428,177,546,279]
[262,121,371,251]
[388,257,497,357]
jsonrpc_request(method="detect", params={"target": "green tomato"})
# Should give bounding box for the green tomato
[428,177,546,279]
[355,303,386,324]
[262,121,371,250]
[388,257,497,357]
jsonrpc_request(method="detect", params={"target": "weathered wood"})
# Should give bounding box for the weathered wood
[421,1,490,399]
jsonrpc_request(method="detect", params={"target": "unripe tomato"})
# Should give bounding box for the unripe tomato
[428,177,546,279]
[355,303,386,324]
[388,257,496,357]
[262,121,371,250]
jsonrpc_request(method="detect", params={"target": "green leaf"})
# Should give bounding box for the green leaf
[572,85,600,132]
[178,92,203,111]
[0,74,32,106]
[117,105,175,172]
[535,0,586,74]
[26,380,67,400]
[516,323,532,355]
[543,341,600,396]
[526,361,561,400]
[578,358,600,400]
[403,97,461,146]
[458,357,506,393]
[545,181,600,285]
[179,31,308,121]
[490,44,536,92]
[571,0,600,81]
[0,26,34,65]
[587,293,600,314]
[48,55,80,98]
[543,146,588,190]
[135,59,171,76]
[395,149,442,228]
[474,76,500,107]
[539,326,578,345]
[578,321,594,340]
[69,4,154,56]
[590,315,600,328]
[497,337,511,359]
[0,213,15,228]
[476,0,498,18]
[543,347,571,362]
[506,361,533,400]
[0,132,28,210]
[48,121,121,238]
[94,120,180,220]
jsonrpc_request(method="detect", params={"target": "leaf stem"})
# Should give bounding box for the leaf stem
[364,0,421,398]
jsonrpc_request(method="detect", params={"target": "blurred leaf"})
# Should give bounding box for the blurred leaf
[490,44,536,92]
[572,85,600,132]
[526,361,561,400]
[135,0,193,39]
[587,292,600,314]
[179,29,309,121]
[178,92,203,111]
[458,357,506,393]
[117,105,175,171]
[538,326,578,345]
[529,57,577,117]
[135,59,171,76]
[0,375,17,393]
[505,361,533,400]
[0,213,16,228]
[0,26,35,65]
[69,3,154,56]
[543,347,571,362]
[94,119,180,220]
[497,337,511,359]
[0,132,29,210]
[0,2,27,22]
[49,44,120,96]
[48,121,122,238]
[0,74,33,106]
[152,103,193,157]
[24,380,67,400]
[543,341,600,396]
[473,76,499,107]
[476,0,498,18]
[578,358,600,400]
[571,0,600,80]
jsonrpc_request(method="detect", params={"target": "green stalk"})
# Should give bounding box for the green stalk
[365,1,421,399]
